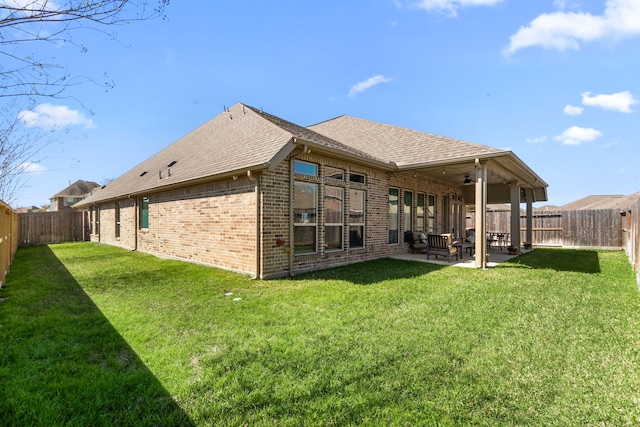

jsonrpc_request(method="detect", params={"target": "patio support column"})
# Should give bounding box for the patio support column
[510,181,521,249]
[474,159,487,268]
[525,188,534,246]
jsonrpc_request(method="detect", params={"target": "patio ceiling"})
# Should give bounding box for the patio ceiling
[402,152,548,204]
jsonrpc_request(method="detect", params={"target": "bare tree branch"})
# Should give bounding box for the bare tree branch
[0,100,55,206]
[0,0,169,205]
[0,0,169,98]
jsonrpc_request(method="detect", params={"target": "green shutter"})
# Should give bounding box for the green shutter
[140,197,149,229]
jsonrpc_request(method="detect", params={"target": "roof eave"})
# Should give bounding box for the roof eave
[73,163,272,209]
[399,151,548,188]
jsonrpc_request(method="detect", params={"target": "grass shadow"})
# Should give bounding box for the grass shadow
[0,245,193,426]
[496,247,602,274]
[295,257,447,285]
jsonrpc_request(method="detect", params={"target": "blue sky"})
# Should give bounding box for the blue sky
[9,0,640,208]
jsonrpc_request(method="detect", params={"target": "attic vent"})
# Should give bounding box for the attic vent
[167,160,177,167]
[139,171,147,177]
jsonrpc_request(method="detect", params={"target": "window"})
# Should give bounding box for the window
[90,206,95,234]
[404,191,413,232]
[441,195,450,234]
[140,197,149,229]
[452,194,464,239]
[349,189,365,249]
[324,187,343,251]
[294,160,318,176]
[427,194,436,233]
[325,166,344,181]
[294,182,318,254]
[350,173,366,184]
[417,193,426,232]
[95,206,100,235]
[115,202,121,239]
[389,188,399,244]
[64,197,80,207]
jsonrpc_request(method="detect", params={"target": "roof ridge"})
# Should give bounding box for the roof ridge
[306,114,346,127]
[244,105,390,164]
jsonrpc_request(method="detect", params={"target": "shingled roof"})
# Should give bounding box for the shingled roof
[76,102,547,207]
[51,180,100,198]
[558,193,640,211]
[308,115,504,168]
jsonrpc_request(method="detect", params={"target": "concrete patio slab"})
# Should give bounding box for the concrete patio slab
[392,248,532,268]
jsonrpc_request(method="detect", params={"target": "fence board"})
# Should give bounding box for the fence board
[19,211,89,246]
[623,196,640,287]
[0,201,19,285]
[468,209,623,248]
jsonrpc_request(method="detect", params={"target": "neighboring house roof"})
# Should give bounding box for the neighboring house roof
[76,102,548,208]
[51,180,100,199]
[558,193,640,211]
[16,205,45,213]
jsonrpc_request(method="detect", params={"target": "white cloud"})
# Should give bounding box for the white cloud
[407,0,503,16]
[2,0,56,10]
[526,136,547,144]
[18,162,48,174]
[17,103,95,130]
[554,126,602,145]
[505,0,640,54]
[582,90,638,113]
[563,104,584,115]
[348,75,393,97]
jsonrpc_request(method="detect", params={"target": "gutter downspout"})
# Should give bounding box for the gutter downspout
[247,170,260,279]
[289,140,309,277]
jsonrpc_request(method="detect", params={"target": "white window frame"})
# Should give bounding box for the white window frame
[324,186,344,252]
[349,189,365,249]
[294,181,318,255]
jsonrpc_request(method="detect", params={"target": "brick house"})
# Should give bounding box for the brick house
[75,103,548,278]
[50,180,100,212]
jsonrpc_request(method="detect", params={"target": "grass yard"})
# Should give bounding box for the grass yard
[1,243,640,426]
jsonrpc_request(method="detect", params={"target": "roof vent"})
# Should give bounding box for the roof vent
[167,160,177,167]
[139,171,147,177]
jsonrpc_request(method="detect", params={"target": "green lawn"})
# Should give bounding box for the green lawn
[1,243,639,426]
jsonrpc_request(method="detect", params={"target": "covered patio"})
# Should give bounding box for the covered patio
[404,152,548,269]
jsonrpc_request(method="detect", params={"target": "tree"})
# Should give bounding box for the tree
[0,0,170,206]
[1,0,170,99]
[0,100,53,206]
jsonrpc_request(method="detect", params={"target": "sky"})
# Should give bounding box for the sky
[6,0,640,209]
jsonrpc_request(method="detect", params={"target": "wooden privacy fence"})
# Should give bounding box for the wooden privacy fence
[468,209,624,248]
[19,211,89,246]
[0,201,19,286]
[623,197,640,283]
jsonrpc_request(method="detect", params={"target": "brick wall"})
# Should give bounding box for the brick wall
[92,177,258,276]
[260,153,462,278]
[92,199,137,249]
[89,154,462,279]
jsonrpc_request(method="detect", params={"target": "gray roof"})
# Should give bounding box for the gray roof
[51,180,100,198]
[558,193,640,211]
[308,115,503,168]
[76,102,547,207]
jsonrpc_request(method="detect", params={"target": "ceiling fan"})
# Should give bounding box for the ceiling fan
[463,175,473,185]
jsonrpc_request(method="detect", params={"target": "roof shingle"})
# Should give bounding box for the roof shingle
[308,115,503,168]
